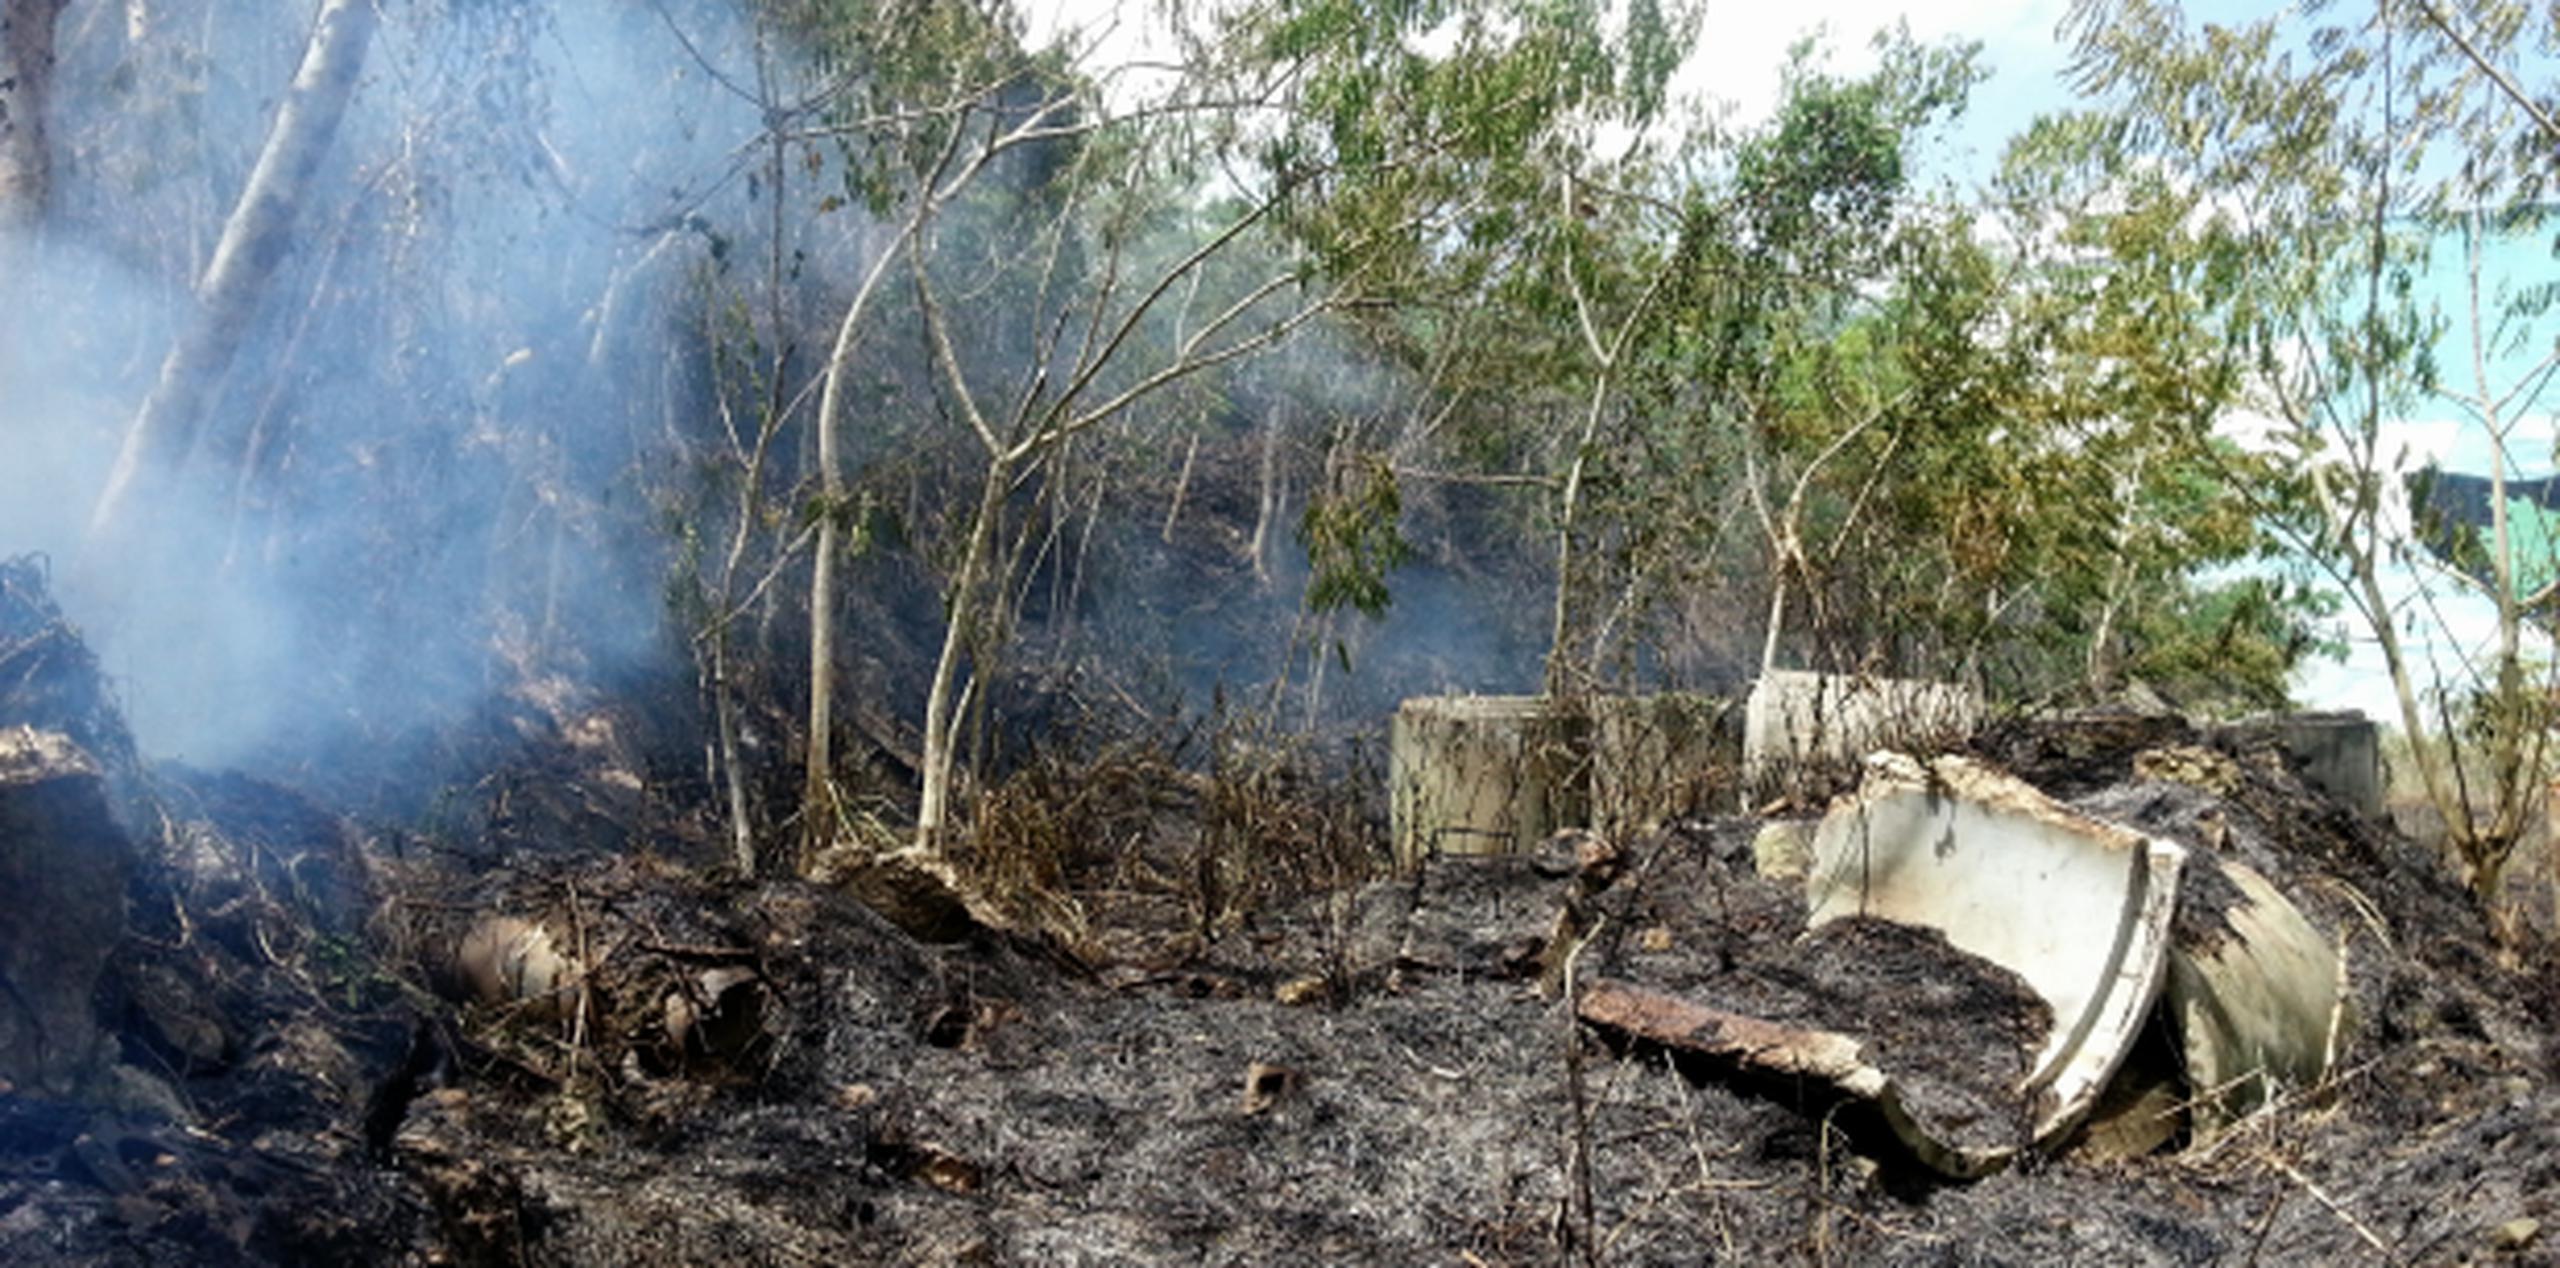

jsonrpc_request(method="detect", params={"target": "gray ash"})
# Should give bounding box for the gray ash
[1591,827,2052,1154]
[1713,916,2053,1153]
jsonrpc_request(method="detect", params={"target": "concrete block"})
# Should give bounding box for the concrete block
[1586,692,1738,834]
[1744,671,1979,796]
[2213,712,2381,819]
[1388,693,1739,870]
[1389,696,1587,870]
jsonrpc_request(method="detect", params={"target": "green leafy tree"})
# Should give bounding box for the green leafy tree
[1225,0,1699,697]
[775,0,1680,862]
[1603,34,2317,708]
[1974,110,2326,706]
[2068,0,2560,927]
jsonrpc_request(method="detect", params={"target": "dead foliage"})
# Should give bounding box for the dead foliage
[955,719,1382,964]
[0,555,144,808]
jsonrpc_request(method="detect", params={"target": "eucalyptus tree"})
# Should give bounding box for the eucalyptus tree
[2067,0,2560,924]
[1595,34,2316,708]
[86,0,378,543]
[775,0,1708,865]
[0,0,64,229]
[1820,111,2324,707]
[1620,33,1985,683]
[1225,0,1700,697]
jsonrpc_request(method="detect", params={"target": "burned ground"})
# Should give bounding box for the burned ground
[2,567,2557,1264]
[1581,828,2053,1158]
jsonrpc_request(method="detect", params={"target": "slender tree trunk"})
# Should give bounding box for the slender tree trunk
[1251,403,1281,586]
[1759,567,1790,678]
[1547,377,1612,695]
[712,58,785,878]
[2452,209,2547,930]
[805,221,912,856]
[734,50,779,874]
[1162,432,1198,542]
[2083,450,2148,695]
[1545,256,1670,694]
[89,0,378,538]
[0,0,66,230]
[712,638,756,873]
[1744,443,1792,677]
[917,452,1012,846]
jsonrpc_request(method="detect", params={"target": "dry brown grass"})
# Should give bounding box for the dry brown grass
[954,722,1382,962]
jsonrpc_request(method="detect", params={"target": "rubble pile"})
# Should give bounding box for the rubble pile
[1,560,435,1262]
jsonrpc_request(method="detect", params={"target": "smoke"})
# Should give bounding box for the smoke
[0,1,773,778]
[0,0,1584,807]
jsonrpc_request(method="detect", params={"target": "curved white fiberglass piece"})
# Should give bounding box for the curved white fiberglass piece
[1805,753,2188,1148]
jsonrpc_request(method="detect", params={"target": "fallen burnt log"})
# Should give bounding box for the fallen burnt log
[1577,977,1973,1181]
[1579,940,2043,1182]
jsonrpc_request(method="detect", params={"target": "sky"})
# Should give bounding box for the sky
[1024,0,2099,183]
[1020,1,2556,727]
[1670,0,2076,177]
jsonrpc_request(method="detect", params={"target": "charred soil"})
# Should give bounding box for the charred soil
[1,579,2555,1268]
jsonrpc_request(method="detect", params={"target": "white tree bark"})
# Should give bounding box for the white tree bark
[88,0,378,538]
[0,0,65,230]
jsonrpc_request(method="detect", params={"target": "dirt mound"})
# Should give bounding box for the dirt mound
[354,809,2552,1266]
[0,558,136,769]
[381,844,1827,1264]
[10,794,2556,1266]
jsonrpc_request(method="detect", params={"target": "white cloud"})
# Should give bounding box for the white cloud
[1672,0,2064,129]
[1022,1,2076,140]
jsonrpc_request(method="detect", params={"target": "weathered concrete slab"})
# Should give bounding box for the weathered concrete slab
[2212,712,2381,820]
[0,727,132,1096]
[1743,671,1979,795]
[1389,694,1739,870]
[1585,693,1736,835]
[1389,695,1587,869]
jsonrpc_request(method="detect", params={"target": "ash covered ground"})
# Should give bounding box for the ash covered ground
[3,568,2557,1265]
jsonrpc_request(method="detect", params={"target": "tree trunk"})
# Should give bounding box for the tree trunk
[0,0,65,230]
[1251,403,1281,586]
[805,221,914,859]
[1546,376,1611,696]
[916,452,1011,848]
[88,0,378,539]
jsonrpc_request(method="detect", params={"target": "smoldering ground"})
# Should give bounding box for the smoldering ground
[0,0,783,784]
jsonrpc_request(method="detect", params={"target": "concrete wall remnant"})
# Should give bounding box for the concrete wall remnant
[2212,712,2381,819]
[1388,693,1738,871]
[1743,671,1980,796]
[1586,693,1735,834]
[1390,696,1588,870]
